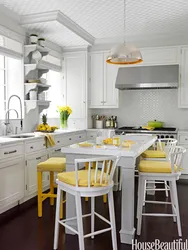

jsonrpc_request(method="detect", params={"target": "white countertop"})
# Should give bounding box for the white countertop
[0,129,86,146]
[61,135,157,158]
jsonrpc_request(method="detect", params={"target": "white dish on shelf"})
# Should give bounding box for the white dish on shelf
[39,78,47,84]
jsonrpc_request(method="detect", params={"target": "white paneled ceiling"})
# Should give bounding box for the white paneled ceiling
[2,0,188,47]
[23,21,89,47]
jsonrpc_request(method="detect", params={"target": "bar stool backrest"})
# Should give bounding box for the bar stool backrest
[170,146,186,173]
[74,156,120,188]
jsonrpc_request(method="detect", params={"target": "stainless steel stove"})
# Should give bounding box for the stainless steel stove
[115,126,178,139]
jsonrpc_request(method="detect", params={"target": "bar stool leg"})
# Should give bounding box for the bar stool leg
[75,192,85,250]
[103,194,107,203]
[169,181,176,222]
[137,177,145,235]
[171,180,182,237]
[37,171,43,217]
[50,171,54,206]
[108,189,117,250]
[164,181,169,197]
[91,197,95,239]
[60,191,63,219]
[53,186,61,250]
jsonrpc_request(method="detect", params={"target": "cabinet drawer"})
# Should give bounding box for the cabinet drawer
[87,131,98,140]
[0,143,24,160]
[179,135,188,144]
[75,133,86,143]
[54,136,64,146]
[26,139,46,154]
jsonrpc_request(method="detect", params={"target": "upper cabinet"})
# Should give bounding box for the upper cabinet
[178,47,188,108]
[89,52,119,108]
[140,47,180,66]
[63,52,87,119]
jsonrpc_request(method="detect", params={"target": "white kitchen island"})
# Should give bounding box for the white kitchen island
[61,134,157,245]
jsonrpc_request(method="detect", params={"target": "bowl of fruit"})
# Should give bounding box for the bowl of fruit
[36,114,58,133]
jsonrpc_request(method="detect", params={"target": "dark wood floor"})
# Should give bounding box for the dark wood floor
[0,180,188,250]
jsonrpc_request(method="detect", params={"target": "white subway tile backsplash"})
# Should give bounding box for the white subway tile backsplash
[90,89,188,129]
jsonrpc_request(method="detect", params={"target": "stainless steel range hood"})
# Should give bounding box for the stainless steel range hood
[115,65,179,90]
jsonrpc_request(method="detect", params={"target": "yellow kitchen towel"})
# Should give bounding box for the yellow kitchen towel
[44,134,55,147]
[142,126,154,131]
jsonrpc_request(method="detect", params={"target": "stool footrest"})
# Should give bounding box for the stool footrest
[145,200,172,205]
[84,227,112,238]
[142,213,176,217]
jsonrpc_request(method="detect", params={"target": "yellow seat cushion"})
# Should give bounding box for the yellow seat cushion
[139,160,178,173]
[57,169,109,187]
[37,157,66,172]
[142,150,166,158]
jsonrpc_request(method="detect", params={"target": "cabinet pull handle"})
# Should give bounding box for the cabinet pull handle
[55,149,61,152]
[79,136,81,138]
[43,144,46,146]
[91,135,93,138]
[69,138,72,140]
[57,140,60,143]
[4,150,17,155]
[101,101,103,103]
[30,146,33,149]
[36,157,41,160]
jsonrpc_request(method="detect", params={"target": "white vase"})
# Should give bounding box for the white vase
[38,39,45,47]
[30,35,38,44]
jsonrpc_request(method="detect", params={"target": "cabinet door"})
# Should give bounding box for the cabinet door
[0,158,25,213]
[179,145,188,175]
[26,153,48,196]
[64,53,86,119]
[179,47,188,108]
[103,52,119,107]
[90,53,104,108]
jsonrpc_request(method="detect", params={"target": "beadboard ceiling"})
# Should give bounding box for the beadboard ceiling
[2,0,188,48]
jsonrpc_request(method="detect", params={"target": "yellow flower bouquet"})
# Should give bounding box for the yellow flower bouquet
[57,106,72,129]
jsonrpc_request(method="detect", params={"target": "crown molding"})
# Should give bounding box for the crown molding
[20,11,58,25]
[56,11,94,45]
[62,45,89,53]
[20,11,95,45]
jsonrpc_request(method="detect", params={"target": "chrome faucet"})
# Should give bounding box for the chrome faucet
[7,95,23,130]
[4,109,19,135]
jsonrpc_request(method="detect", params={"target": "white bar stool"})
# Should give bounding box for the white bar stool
[142,138,177,198]
[53,156,120,250]
[137,146,186,237]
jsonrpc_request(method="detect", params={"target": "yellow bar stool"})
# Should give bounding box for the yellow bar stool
[37,157,66,218]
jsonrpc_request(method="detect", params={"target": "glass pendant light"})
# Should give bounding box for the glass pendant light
[106,0,143,65]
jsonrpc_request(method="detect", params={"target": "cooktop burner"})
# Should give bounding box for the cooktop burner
[117,126,177,132]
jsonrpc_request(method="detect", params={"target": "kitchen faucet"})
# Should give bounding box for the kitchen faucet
[4,109,19,135]
[7,95,23,131]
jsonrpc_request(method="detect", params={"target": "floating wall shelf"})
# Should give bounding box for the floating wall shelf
[24,44,50,57]
[24,83,51,95]
[25,100,51,113]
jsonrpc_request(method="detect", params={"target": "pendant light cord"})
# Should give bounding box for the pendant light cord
[123,0,126,45]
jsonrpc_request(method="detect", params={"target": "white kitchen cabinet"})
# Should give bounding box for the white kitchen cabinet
[103,53,119,107]
[63,52,87,119]
[0,157,25,214]
[140,47,180,66]
[26,152,48,196]
[90,53,104,107]
[179,145,188,175]
[90,52,119,108]
[178,131,188,176]
[178,47,188,108]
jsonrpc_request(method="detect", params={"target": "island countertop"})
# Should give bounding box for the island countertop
[61,134,157,158]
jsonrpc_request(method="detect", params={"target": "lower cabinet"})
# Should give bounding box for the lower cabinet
[25,152,48,196]
[0,157,25,214]
[179,145,188,175]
